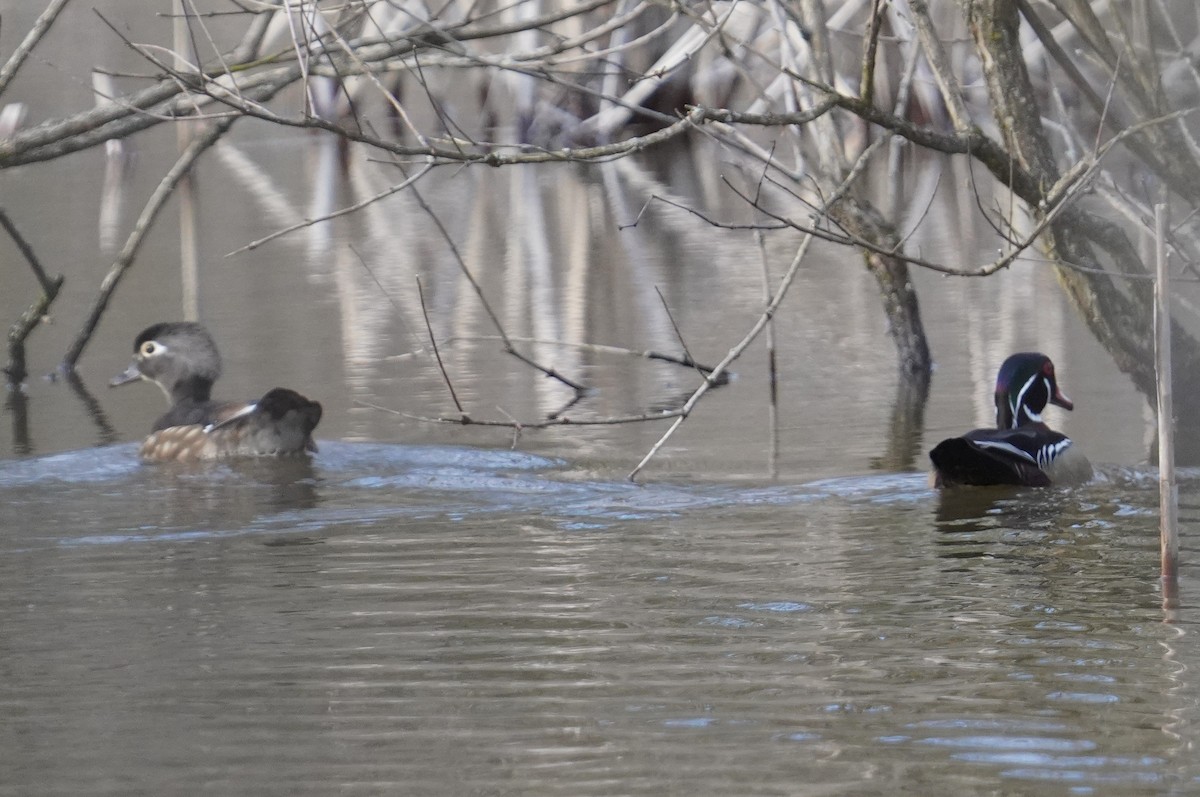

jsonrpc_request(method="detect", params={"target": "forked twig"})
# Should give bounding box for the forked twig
[1,210,64,384]
[400,168,588,394]
[627,230,815,481]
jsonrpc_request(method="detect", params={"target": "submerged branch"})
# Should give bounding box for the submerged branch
[360,401,686,429]
[628,230,817,481]
[1,210,64,385]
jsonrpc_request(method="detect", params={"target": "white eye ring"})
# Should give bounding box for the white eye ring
[140,341,161,357]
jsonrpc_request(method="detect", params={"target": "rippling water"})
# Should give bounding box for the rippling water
[0,445,1196,795]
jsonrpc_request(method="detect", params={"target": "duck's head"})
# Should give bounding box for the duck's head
[110,322,222,405]
[994,352,1073,429]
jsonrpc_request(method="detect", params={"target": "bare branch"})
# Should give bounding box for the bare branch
[907,0,971,130]
[226,162,436,256]
[417,276,467,418]
[0,0,72,98]
[1,210,64,384]
[628,228,818,481]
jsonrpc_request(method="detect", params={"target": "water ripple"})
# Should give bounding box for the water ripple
[0,442,1196,794]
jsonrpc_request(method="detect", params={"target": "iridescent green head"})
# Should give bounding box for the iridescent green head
[994,352,1073,430]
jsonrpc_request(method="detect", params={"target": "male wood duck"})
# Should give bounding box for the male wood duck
[929,352,1092,487]
[110,322,322,462]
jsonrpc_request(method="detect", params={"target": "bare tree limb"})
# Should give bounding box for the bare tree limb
[0,0,72,98]
[1,209,64,384]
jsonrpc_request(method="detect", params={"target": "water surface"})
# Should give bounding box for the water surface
[0,446,1196,795]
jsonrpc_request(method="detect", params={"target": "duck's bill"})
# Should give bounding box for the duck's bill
[1051,388,1074,411]
[109,362,143,387]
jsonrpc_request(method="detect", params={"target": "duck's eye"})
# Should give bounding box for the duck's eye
[140,341,159,357]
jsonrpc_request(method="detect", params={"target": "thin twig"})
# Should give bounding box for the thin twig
[494,404,523,448]
[756,230,778,477]
[400,168,589,394]
[0,209,58,293]
[359,401,684,428]
[225,163,435,256]
[386,334,729,380]
[416,276,466,416]
[546,392,587,422]
[279,0,314,117]
[653,286,706,382]
[0,0,72,98]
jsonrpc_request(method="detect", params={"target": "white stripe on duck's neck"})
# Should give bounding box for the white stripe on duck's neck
[1007,373,1043,428]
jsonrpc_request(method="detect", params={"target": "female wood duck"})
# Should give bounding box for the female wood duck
[110,322,322,462]
[930,352,1092,487]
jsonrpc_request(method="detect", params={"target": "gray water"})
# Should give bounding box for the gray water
[0,446,1195,795]
[2,4,1197,792]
